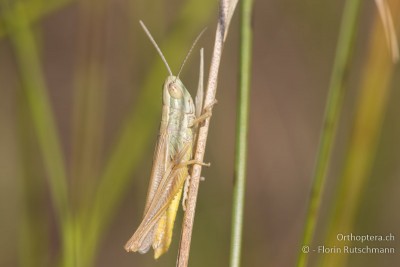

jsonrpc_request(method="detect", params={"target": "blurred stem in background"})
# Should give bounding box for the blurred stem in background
[70,0,108,264]
[17,88,49,266]
[230,0,253,266]
[0,1,74,266]
[320,1,400,267]
[296,1,362,267]
[71,0,108,210]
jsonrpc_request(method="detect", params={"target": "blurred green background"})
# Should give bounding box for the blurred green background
[0,0,399,266]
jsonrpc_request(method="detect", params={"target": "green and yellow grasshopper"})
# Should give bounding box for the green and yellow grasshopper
[124,21,212,259]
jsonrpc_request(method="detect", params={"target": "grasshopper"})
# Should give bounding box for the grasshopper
[124,21,213,259]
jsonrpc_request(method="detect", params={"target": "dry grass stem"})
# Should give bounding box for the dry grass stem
[375,0,399,62]
[176,0,238,266]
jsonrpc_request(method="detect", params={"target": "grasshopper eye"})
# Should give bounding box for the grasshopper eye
[168,83,183,99]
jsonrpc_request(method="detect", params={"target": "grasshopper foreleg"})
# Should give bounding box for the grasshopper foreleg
[173,159,210,170]
[189,99,218,127]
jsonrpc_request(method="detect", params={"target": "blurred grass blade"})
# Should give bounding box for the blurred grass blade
[80,0,218,265]
[296,1,362,267]
[0,2,74,266]
[71,0,108,218]
[17,97,49,266]
[0,0,75,39]
[230,0,253,266]
[320,1,400,266]
[1,0,69,232]
[69,1,109,264]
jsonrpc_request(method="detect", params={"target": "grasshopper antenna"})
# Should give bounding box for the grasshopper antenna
[176,27,207,79]
[139,20,173,76]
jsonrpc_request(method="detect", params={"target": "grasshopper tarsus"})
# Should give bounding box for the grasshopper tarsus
[173,159,210,170]
[206,99,218,109]
[189,99,218,127]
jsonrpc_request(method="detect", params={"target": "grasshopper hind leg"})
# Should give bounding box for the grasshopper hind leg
[153,185,184,259]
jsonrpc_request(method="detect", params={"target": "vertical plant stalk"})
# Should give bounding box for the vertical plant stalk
[17,96,49,267]
[0,2,73,266]
[177,0,238,266]
[230,0,253,266]
[296,1,362,267]
[320,1,400,267]
[71,0,108,208]
[70,1,109,264]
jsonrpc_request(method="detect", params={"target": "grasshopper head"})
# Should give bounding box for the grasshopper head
[165,76,184,99]
[163,76,194,114]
